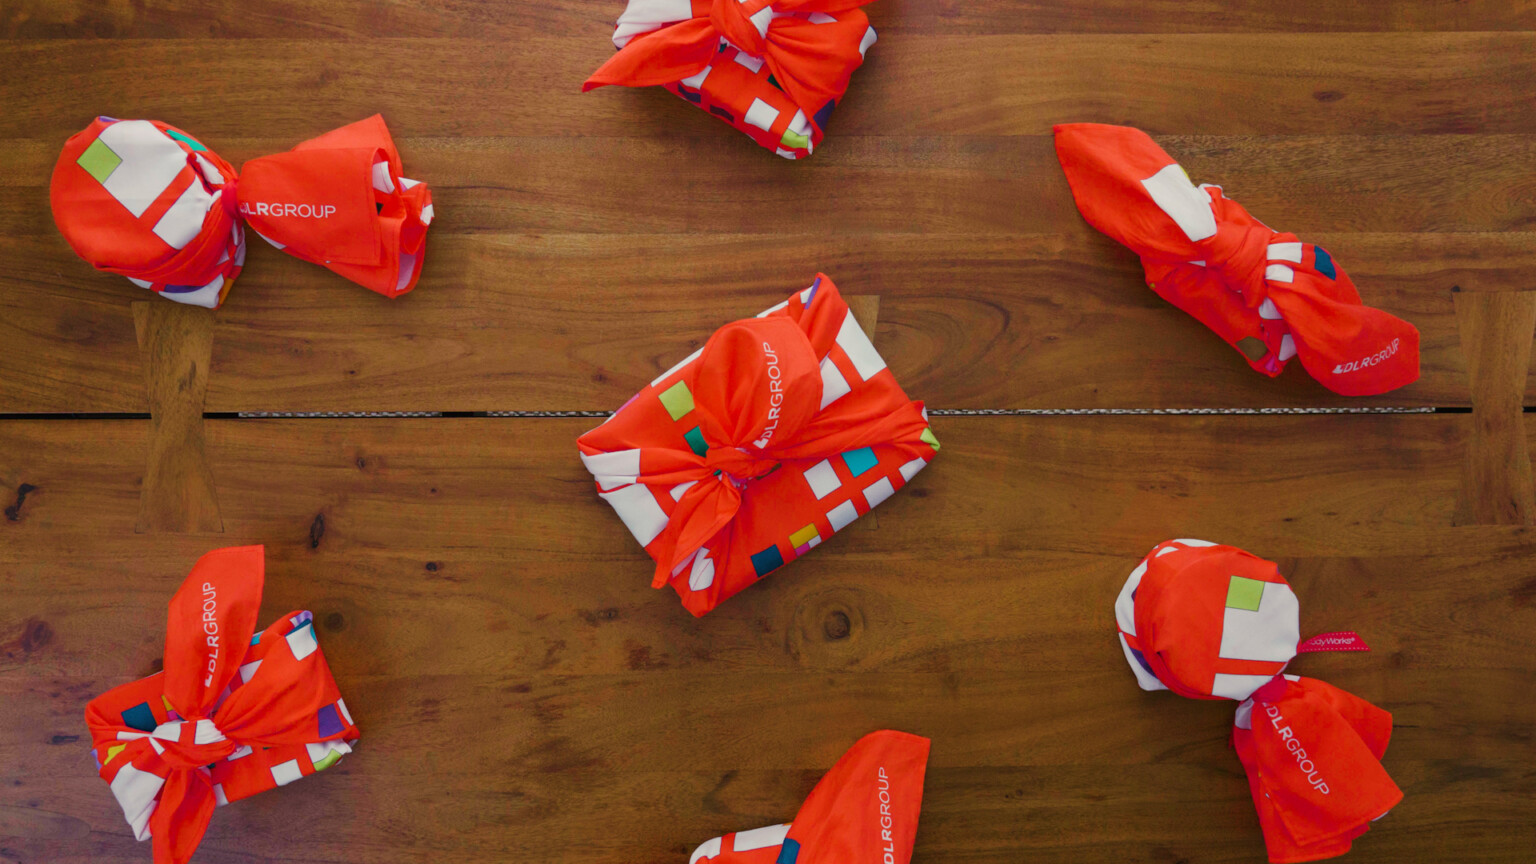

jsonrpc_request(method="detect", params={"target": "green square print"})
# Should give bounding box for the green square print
[77,138,122,184]
[658,381,695,421]
[684,426,708,457]
[1225,575,1266,612]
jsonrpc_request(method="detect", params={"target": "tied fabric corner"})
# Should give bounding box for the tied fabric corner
[85,545,359,864]
[1114,539,1403,863]
[577,274,939,617]
[1052,122,1420,396]
[689,730,930,864]
[584,1,880,160]
[51,115,434,309]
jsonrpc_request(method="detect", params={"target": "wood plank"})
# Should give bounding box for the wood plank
[4,415,1535,682]
[1,416,1532,862]
[1455,290,1536,524]
[3,36,1534,140]
[8,0,1536,39]
[10,135,1536,237]
[2,230,1514,412]
[1,669,1532,864]
[131,301,223,532]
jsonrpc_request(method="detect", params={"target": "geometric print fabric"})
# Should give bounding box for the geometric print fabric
[85,548,359,857]
[578,274,938,616]
[590,2,878,159]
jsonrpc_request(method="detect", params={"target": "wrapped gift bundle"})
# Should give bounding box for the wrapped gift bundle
[584,1,879,159]
[578,274,939,616]
[1116,539,1402,863]
[1054,123,1420,396]
[86,546,359,864]
[51,114,433,308]
[689,730,929,864]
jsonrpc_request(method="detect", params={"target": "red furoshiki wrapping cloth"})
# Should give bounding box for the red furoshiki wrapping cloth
[51,114,434,309]
[85,546,359,864]
[584,1,879,159]
[689,731,930,864]
[578,275,939,616]
[1115,539,1402,863]
[1054,123,1420,396]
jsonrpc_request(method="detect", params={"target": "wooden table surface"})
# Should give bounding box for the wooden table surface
[3,2,1534,862]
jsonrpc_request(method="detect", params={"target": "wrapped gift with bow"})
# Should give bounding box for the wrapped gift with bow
[1116,539,1402,862]
[51,115,433,308]
[584,1,879,159]
[578,274,939,616]
[86,546,359,864]
[690,730,929,864]
[1054,123,1420,396]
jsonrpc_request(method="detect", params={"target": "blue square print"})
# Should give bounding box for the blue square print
[750,545,785,577]
[842,447,878,478]
[120,702,157,732]
[1313,246,1337,280]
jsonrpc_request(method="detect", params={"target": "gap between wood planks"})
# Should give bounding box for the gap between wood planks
[0,406,1474,420]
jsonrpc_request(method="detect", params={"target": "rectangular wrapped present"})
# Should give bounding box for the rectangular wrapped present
[85,546,359,864]
[578,274,939,616]
[584,1,879,159]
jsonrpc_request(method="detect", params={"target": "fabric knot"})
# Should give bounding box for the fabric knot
[149,717,237,771]
[1248,674,1290,705]
[1207,220,1275,309]
[711,0,775,56]
[217,176,241,221]
[704,446,779,485]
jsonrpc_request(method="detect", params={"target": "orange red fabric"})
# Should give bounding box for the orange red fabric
[1054,123,1420,395]
[578,275,939,616]
[51,115,432,308]
[1115,539,1401,862]
[690,731,930,864]
[85,546,359,864]
[584,1,879,158]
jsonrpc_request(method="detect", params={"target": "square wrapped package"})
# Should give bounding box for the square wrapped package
[584,1,879,159]
[85,546,359,864]
[579,274,938,616]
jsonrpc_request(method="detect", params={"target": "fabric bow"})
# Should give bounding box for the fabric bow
[1054,123,1420,396]
[612,281,928,590]
[584,0,878,154]
[689,730,930,864]
[51,115,433,309]
[1115,539,1402,862]
[85,546,359,864]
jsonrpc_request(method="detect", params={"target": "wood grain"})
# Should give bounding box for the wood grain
[8,1,1536,39]
[0,231,1503,412]
[1,417,1534,863]
[131,301,222,533]
[3,36,1535,138]
[1455,290,1536,524]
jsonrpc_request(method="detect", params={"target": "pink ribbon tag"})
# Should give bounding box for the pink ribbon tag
[1296,631,1371,654]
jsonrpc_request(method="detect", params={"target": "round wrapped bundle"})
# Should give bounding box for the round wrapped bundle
[51,115,433,308]
[1116,539,1402,863]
